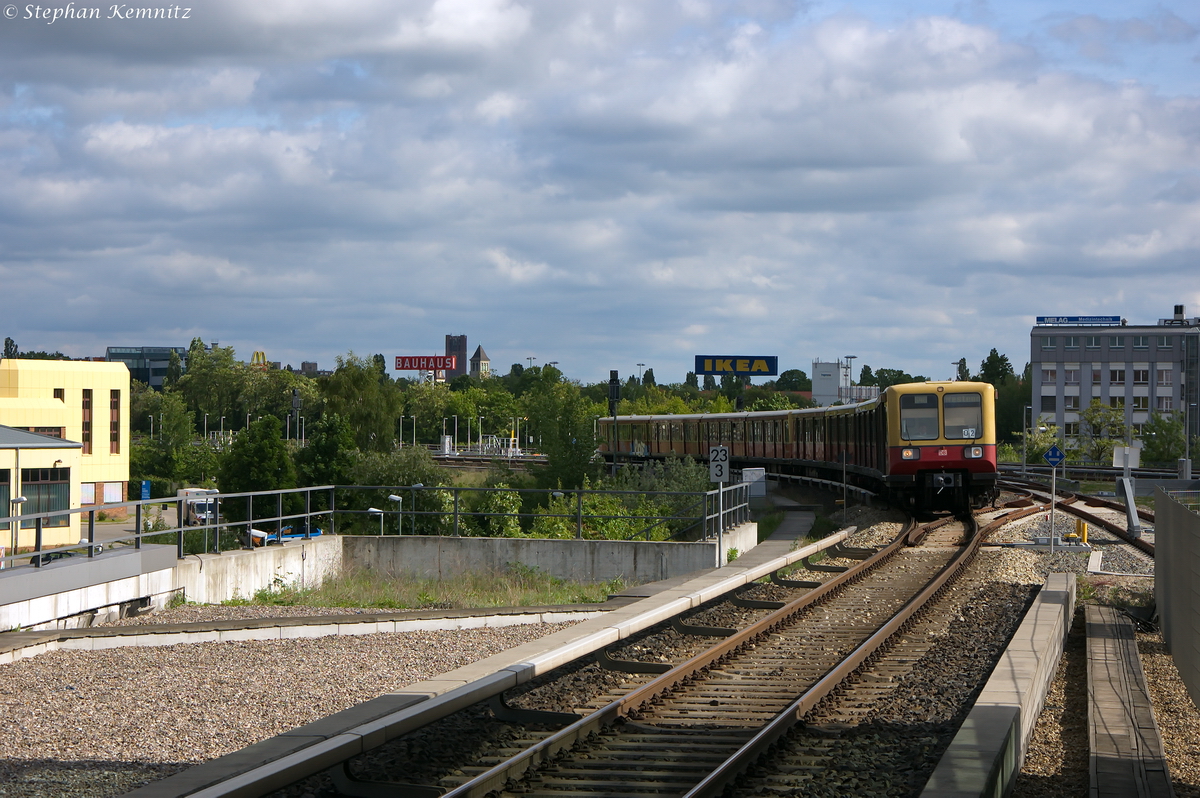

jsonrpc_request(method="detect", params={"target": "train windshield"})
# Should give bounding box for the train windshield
[899,394,939,441]
[943,393,982,440]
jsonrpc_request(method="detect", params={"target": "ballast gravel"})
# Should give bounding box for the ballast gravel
[0,622,578,798]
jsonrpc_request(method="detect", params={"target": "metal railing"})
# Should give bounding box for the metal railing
[0,482,752,572]
[1167,490,1200,514]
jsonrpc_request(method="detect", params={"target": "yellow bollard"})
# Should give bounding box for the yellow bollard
[1076,518,1088,545]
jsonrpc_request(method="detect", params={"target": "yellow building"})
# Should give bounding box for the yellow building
[0,359,130,546]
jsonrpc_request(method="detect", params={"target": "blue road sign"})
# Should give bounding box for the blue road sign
[1043,445,1066,467]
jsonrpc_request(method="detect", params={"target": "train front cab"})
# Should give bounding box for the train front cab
[883,382,999,510]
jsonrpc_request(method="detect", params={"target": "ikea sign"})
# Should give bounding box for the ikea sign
[695,356,778,376]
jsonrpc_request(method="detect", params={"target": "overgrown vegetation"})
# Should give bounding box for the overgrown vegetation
[224,564,626,609]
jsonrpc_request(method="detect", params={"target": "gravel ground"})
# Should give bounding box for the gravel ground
[1140,630,1200,797]
[0,622,578,798]
[1010,608,1089,798]
[99,604,386,626]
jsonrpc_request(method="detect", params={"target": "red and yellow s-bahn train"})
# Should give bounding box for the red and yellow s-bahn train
[598,381,999,510]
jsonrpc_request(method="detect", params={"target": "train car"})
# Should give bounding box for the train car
[597,381,998,511]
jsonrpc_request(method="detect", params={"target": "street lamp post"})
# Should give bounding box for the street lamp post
[527,356,536,370]
[478,416,484,450]
[299,416,305,447]
[6,495,27,567]
[149,415,153,440]
[843,355,857,402]
[368,508,384,536]
[204,413,208,442]
[387,494,403,534]
[453,415,458,453]
[1023,405,1031,477]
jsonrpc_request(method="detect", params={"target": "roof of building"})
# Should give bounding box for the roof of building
[471,345,489,361]
[0,425,82,449]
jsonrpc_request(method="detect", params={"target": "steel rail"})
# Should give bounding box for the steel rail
[438,520,920,798]
[999,479,1155,557]
[682,505,1049,798]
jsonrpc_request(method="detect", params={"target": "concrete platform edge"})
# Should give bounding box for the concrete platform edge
[920,572,1076,798]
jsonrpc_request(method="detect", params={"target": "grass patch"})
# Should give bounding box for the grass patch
[226,564,628,610]
[754,507,785,542]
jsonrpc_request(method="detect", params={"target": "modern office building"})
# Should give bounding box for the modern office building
[1030,306,1200,443]
[0,358,131,547]
[811,359,879,406]
[106,345,187,389]
[445,335,468,379]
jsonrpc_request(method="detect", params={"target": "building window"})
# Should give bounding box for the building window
[82,389,92,455]
[1110,369,1125,386]
[1133,336,1149,349]
[1085,336,1101,349]
[0,469,8,532]
[1041,395,1056,412]
[1133,369,1149,385]
[1065,422,1080,437]
[1092,369,1103,385]
[1132,396,1149,411]
[1041,336,1056,350]
[1041,368,1057,383]
[19,468,70,528]
[1157,335,1170,349]
[53,388,64,401]
[1064,336,1079,349]
[1133,423,1145,437]
[29,427,64,438]
[1064,369,1080,385]
[81,483,96,505]
[1110,396,1125,409]
[1109,336,1125,348]
[1158,396,1174,411]
[1064,396,1079,410]
[103,483,124,503]
[109,389,120,454]
[1157,369,1173,386]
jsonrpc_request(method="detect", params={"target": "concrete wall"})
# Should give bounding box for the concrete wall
[0,545,177,631]
[1155,488,1200,711]
[0,523,757,628]
[343,523,757,584]
[173,536,343,605]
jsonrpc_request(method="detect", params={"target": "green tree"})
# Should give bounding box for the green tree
[775,369,811,391]
[955,358,971,381]
[218,416,296,498]
[1078,399,1128,462]
[1020,421,1061,463]
[702,374,717,391]
[685,372,698,390]
[320,353,403,451]
[1139,412,1184,464]
[978,349,1015,386]
[873,368,917,390]
[346,448,452,534]
[242,367,320,432]
[165,350,183,389]
[643,368,656,387]
[857,366,876,387]
[176,339,249,430]
[523,378,603,490]
[3,337,17,359]
[294,413,356,486]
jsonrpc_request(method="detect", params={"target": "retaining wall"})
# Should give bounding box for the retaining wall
[0,524,757,629]
[1155,488,1200,711]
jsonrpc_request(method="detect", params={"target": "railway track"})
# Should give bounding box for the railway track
[307,505,1044,798]
[997,477,1155,557]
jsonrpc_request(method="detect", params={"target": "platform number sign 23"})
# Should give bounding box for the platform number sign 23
[709,446,731,483]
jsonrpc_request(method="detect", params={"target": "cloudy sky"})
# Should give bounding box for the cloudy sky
[1,0,1196,385]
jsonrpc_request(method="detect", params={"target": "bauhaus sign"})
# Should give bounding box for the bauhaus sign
[695,356,778,376]
[395,356,457,371]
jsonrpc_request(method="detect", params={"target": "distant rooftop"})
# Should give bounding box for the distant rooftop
[0,425,82,449]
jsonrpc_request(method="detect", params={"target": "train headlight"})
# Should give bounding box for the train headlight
[901,448,920,460]
[963,446,984,459]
